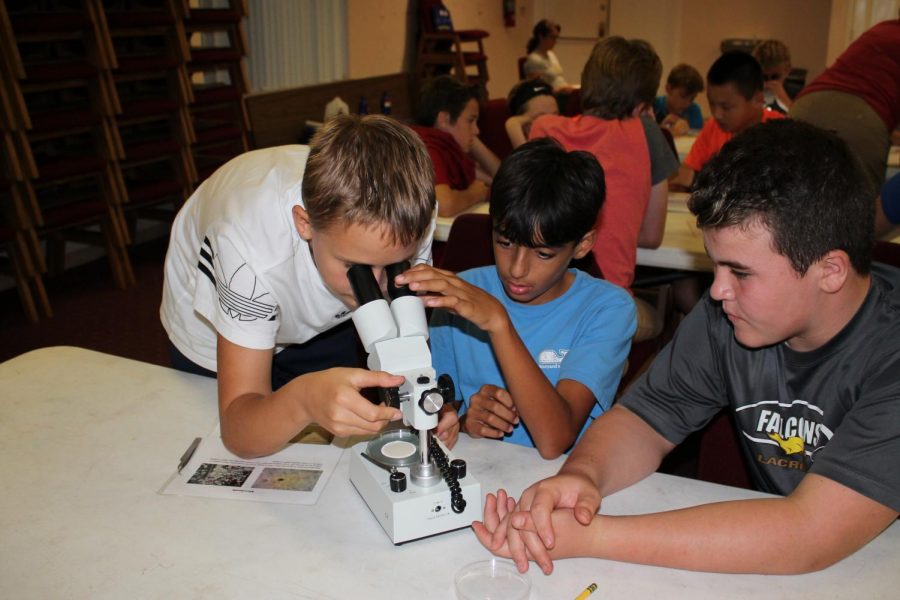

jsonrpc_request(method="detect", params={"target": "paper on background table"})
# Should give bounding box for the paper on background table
[162,422,345,505]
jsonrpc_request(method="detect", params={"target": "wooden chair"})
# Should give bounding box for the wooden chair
[517,56,527,81]
[184,0,250,181]
[476,98,513,161]
[438,213,494,273]
[415,0,489,87]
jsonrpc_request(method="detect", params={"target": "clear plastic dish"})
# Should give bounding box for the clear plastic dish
[454,558,531,600]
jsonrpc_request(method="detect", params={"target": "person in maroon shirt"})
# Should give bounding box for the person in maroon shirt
[410,76,500,217]
[790,18,900,228]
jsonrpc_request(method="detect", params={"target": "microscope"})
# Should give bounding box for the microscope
[346,262,481,544]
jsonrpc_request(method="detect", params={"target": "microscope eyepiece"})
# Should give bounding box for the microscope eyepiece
[386,260,414,299]
[347,264,383,306]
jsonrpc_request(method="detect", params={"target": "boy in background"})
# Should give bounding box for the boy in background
[528,36,678,341]
[504,79,559,149]
[397,139,636,460]
[475,120,900,575]
[410,75,501,217]
[752,39,794,114]
[653,63,705,135]
[161,115,457,458]
[671,51,785,190]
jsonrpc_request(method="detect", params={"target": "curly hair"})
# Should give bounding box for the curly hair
[690,120,874,275]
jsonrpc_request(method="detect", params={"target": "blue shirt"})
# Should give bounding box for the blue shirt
[653,96,705,130]
[430,267,636,450]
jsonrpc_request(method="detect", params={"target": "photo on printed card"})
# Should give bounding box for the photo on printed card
[251,467,323,491]
[187,463,254,487]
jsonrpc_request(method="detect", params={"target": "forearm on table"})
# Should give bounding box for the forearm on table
[669,164,695,190]
[435,184,485,217]
[560,405,673,496]
[219,382,309,458]
[563,494,875,574]
[470,137,501,177]
[490,321,586,458]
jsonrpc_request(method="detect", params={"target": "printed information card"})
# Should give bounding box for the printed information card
[162,422,344,505]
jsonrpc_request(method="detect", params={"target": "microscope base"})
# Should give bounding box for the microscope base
[349,439,482,544]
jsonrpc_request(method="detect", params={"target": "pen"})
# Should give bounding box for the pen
[574,582,597,600]
[177,437,202,473]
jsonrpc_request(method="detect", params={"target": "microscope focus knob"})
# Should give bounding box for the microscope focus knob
[419,390,444,415]
[389,471,407,493]
[378,386,401,409]
[437,374,455,402]
[451,459,467,479]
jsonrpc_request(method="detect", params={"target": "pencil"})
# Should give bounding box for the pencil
[574,582,597,600]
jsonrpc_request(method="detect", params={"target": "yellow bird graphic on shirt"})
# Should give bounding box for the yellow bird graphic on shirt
[768,433,805,455]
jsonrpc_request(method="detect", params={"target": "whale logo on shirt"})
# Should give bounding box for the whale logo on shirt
[538,348,568,368]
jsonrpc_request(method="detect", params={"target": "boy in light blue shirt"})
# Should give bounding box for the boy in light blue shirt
[654,63,705,135]
[397,139,636,458]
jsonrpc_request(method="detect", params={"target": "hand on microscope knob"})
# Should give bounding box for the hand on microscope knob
[296,368,403,437]
[394,265,510,334]
[461,384,519,440]
[435,403,460,449]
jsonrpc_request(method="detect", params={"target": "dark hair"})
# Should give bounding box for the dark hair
[580,36,662,119]
[707,51,764,100]
[303,114,435,246]
[507,79,555,115]
[690,119,874,275]
[667,63,704,95]
[415,75,481,126]
[490,138,605,248]
[526,19,559,54]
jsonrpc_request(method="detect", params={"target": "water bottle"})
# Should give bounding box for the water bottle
[358,95,369,115]
[380,92,392,115]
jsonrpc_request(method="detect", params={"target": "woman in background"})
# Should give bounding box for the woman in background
[523,20,575,93]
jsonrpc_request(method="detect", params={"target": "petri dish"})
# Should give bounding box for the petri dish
[454,558,531,600]
[381,440,416,459]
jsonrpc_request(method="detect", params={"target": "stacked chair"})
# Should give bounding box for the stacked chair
[1,0,135,319]
[183,0,250,181]
[105,0,197,235]
[0,7,51,322]
[0,0,253,322]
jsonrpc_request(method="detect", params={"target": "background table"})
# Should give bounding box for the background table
[434,195,711,271]
[2,347,898,599]
[437,193,900,273]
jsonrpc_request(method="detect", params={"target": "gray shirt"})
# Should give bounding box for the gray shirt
[640,114,679,185]
[621,263,900,512]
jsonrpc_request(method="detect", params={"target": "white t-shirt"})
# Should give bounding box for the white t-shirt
[524,50,568,89]
[160,145,434,371]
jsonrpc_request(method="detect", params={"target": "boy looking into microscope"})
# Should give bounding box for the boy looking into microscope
[397,138,636,460]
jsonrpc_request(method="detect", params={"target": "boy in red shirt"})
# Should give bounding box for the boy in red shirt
[671,51,785,190]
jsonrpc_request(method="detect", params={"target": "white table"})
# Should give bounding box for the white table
[2,347,899,599]
[673,133,697,161]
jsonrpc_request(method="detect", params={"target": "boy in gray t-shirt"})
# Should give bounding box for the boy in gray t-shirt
[474,119,900,575]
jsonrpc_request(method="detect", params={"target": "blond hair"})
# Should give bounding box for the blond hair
[752,40,791,70]
[302,114,435,246]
